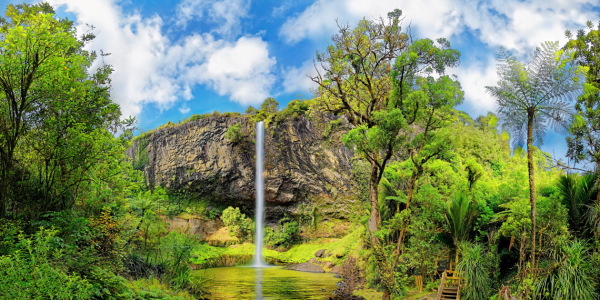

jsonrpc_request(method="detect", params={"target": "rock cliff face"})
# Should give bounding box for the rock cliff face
[127,114,358,219]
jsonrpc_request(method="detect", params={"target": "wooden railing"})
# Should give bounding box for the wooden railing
[435,270,461,300]
[435,271,448,300]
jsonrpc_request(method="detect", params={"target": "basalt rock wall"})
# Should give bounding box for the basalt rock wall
[127,114,358,219]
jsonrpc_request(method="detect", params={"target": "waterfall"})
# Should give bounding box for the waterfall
[253,121,266,267]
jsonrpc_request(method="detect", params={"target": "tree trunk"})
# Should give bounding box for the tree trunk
[596,158,600,241]
[526,109,537,272]
[368,161,382,247]
[393,173,417,264]
[0,159,11,218]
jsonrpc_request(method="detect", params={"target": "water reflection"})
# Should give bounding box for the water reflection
[255,267,263,300]
[194,266,339,299]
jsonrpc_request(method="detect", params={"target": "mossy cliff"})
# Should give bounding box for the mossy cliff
[127,113,359,219]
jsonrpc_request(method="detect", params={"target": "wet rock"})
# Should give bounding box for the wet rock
[315,249,327,257]
[285,261,325,273]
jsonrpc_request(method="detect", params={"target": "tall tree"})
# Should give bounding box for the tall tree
[311,10,408,248]
[564,21,600,239]
[312,10,462,298]
[486,41,584,272]
[0,3,122,216]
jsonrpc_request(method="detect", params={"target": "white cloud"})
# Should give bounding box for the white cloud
[451,58,499,115]
[281,60,319,95]
[280,0,596,50]
[179,103,191,114]
[183,36,277,105]
[175,0,250,37]
[44,0,276,118]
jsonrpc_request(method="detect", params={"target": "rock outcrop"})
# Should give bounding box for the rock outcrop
[127,113,358,220]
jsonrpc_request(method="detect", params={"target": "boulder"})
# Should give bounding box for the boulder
[315,249,327,257]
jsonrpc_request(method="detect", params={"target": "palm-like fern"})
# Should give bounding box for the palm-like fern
[486,41,585,269]
[445,192,477,263]
[557,173,597,236]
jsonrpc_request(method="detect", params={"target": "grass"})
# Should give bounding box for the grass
[128,278,195,299]
[191,226,364,267]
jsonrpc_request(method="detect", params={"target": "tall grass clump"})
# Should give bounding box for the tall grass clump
[456,242,493,300]
[535,240,598,299]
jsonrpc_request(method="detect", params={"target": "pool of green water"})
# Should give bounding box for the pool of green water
[193,266,340,299]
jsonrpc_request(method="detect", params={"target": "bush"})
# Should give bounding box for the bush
[535,240,598,299]
[265,218,299,249]
[456,242,494,300]
[225,123,244,144]
[221,206,254,242]
[159,232,198,290]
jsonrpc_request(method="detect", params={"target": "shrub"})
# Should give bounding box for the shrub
[159,232,198,290]
[265,218,299,249]
[535,240,598,299]
[225,123,244,144]
[456,242,493,300]
[221,206,254,242]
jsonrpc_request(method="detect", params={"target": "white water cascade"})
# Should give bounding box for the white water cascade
[253,121,267,267]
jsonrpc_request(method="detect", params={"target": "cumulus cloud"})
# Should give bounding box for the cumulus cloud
[175,0,250,37]
[451,58,499,115]
[45,0,275,118]
[178,103,191,114]
[280,0,595,50]
[281,60,319,95]
[180,36,277,105]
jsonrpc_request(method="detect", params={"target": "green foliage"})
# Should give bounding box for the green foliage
[535,240,598,299]
[556,173,597,237]
[159,232,199,291]
[132,136,151,171]
[456,243,494,300]
[225,123,244,144]
[564,21,600,174]
[128,278,195,299]
[265,218,300,249]
[272,99,311,124]
[487,41,585,271]
[0,3,134,218]
[445,193,477,248]
[221,206,254,242]
[0,228,94,299]
[183,113,211,123]
[190,243,226,265]
[246,98,280,124]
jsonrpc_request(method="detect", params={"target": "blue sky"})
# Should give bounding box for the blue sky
[5,0,600,164]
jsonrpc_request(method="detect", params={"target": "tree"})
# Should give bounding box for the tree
[0,3,124,217]
[312,10,463,298]
[486,41,585,272]
[311,10,408,248]
[564,21,600,239]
